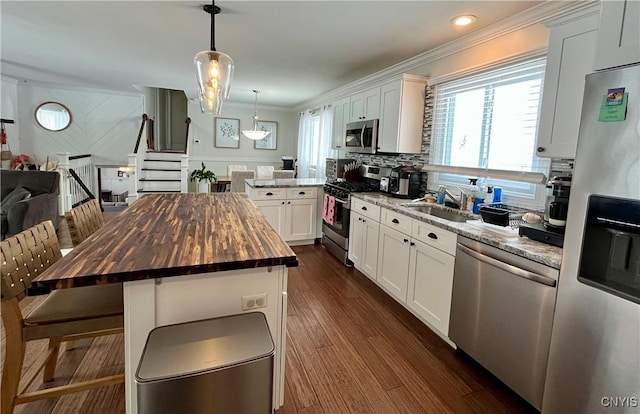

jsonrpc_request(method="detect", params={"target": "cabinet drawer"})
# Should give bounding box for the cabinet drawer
[252,188,286,201]
[381,208,413,234]
[352,199,380,222]
[411,219,457,256]
[286,187,317,199]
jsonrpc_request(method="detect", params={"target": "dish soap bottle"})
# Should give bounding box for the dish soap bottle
[467,179,478,212]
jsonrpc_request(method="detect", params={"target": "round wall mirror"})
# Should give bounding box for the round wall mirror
[35,102,72,131]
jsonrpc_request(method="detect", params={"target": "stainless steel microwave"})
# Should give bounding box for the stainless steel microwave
[345,119,378,154]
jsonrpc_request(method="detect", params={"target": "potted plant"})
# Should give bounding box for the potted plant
[190,162,216,193]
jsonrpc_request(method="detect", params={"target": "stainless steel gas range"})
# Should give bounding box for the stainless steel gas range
[322,165,390,265]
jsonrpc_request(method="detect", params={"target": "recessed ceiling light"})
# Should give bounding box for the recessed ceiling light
[452,15,477,26]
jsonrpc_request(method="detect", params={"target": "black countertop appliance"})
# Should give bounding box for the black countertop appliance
[388,166,421,199]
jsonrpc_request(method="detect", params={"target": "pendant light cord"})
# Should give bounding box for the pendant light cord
[210,0,216,51]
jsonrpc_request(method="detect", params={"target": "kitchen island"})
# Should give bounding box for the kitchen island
[245,178,325,245]
[33,193,298,413]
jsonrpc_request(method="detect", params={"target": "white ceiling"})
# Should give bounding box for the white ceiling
[1,1,543,108]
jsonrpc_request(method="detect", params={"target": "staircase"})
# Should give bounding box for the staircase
[137,151,183,194]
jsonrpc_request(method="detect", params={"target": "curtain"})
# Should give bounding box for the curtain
[296,105,335,179]
[297,111,313,178]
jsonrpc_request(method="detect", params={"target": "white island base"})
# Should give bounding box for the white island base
[123,266,288,414]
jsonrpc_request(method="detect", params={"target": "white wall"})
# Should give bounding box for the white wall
[187,102,298,177]
[17,81,144,166]
[1,76,20,166]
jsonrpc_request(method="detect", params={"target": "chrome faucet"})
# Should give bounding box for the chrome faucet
[439,186,467,210]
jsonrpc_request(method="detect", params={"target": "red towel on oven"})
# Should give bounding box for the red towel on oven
[326,195,336,225]
[322,193,329,221]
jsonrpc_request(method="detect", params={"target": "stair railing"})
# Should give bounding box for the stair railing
[128,114,151,203]
[57,153,97,213]
[180,117,191,192]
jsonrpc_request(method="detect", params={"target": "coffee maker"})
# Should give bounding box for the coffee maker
[519,175,572,247]
[386,166,421,199]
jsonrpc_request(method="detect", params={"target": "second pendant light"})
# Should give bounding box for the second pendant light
[242,90,269,140]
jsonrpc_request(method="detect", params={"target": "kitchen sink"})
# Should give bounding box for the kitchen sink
[402,205,470,223]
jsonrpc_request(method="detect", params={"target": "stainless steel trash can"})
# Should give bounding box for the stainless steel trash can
[135,312,275,414]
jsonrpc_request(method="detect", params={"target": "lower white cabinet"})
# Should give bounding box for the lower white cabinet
[284,199,316,241]
[254,200,286,235]
[374,207,457,338]
[377,224,411,303]
[348,211,379,280]
[251,187,317,243]
[407,239,455,336]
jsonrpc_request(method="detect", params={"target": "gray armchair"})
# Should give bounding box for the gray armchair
[1,170,60,240]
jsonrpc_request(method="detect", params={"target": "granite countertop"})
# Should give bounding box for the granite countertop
[351,193,563,269]
[245,178,325,188]
[33,193,298,290]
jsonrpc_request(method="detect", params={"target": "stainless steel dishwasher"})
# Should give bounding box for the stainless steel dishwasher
[449,235,558,411]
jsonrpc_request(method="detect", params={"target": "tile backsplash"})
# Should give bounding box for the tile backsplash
[348,84,574,196]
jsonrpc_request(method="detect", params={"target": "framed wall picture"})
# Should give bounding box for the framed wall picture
[214,117,240,148]
[254,121,277,150]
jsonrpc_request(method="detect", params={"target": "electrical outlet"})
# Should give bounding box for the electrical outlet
[241,293,267,310]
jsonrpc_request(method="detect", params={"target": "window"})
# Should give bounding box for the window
[429,57,550,208]
[297,106,335,178]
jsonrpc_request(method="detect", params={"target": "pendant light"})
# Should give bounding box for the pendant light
[242,90,270,140]
[194,0,234,114]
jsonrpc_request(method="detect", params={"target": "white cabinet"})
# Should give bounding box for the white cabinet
[378,75,428,154]
[284,199,317,241]
[331,97,350,150]
[348,199,381,279]
[254,199,286,235]
[249,186,318,244]
[377,224,411,303]
[349,86,380,122]
[407,239,455,336]
[374,207,457,337]
[594,0,640,70]
[536,12,598,159]
[348,211,380,280]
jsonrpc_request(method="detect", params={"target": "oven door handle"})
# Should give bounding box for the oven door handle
[333,198,347,205]
[457,244,557,287]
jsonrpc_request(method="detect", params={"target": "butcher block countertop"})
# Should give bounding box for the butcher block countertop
[34,193,298,290]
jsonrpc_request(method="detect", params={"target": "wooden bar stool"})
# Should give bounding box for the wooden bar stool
[0,221,124,413]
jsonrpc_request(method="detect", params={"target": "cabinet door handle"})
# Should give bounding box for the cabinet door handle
[358,217,362,221]
[266,192,273,196]
[410,242,415,246]
[288,201,291,205]
[298,191,306,195]
[363,219,367,223]
[361,206,367,211]
[537,147,545,153]
[428,232,438,240]
[392,218,399,224]
[403,238,409,243]
[282,201,285,204]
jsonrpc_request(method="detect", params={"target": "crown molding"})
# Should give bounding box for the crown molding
[1,76,19,85]
[295,0,598,111]
[17,79,143,98]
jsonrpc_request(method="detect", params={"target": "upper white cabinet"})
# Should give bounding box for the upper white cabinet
[349,86,380,122]
[379,75,428,154]
[536,12,598,159]
[594,0,640,70]
[331,97,350,150]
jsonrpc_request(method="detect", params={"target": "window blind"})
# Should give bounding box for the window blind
[430,57,548,174]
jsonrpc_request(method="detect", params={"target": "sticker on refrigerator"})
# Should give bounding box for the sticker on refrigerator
[598,88,628,122]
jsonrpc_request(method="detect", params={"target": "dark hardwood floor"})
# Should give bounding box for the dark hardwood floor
[2,220,537,413]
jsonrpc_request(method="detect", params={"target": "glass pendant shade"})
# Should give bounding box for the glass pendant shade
[194,50,234,115]
[242,90,269,140]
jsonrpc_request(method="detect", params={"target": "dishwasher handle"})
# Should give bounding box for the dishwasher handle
[457,243,557,287]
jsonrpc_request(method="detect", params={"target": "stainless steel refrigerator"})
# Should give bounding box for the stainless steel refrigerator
[543,64,640,413]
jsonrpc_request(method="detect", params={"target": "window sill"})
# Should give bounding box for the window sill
[422,164,547,184]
